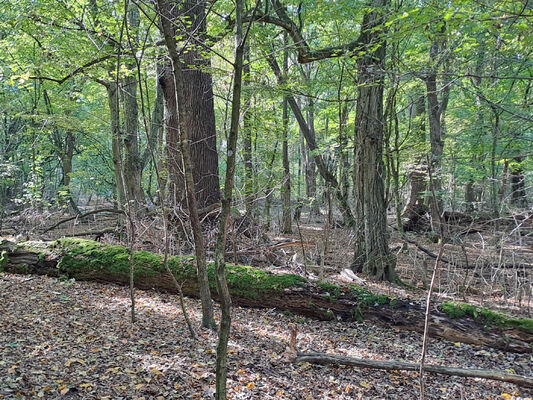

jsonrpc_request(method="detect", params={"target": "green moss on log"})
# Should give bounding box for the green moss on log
[440,302,533,333]
[0,250,7,272]
[52,238,306,299]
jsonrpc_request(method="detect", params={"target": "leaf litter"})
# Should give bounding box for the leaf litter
[0,273,531,399]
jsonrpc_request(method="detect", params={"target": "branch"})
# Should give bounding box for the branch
[43,208,125,233]
[244,3,363,64]
[295,352,533,388]
[30,54,116,85]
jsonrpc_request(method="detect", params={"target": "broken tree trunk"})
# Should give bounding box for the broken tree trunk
[1,238,531,353]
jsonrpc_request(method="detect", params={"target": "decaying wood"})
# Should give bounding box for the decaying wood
[1,238,531,353]
[294,352,533,388]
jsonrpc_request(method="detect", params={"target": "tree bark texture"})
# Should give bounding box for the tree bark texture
[122,3,144,206]
[160,0,220,210]
[2,238,531,354]
[156,0,216,329]
[352,0,396,281]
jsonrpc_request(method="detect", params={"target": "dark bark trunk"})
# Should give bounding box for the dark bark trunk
[159,1,220,210]
[510,157,527,207]
[352,0,396,281]
[2,238,531,354]
[156,0,216,329]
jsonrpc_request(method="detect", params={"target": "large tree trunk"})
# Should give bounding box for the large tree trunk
[2,238,531,353]
[510,157,528,207]
[160,0,220,210]
[156,0,216,329]
[352,0,396,281]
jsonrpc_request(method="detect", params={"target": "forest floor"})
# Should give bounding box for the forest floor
[1,273,532,400]
[1,207,532,399]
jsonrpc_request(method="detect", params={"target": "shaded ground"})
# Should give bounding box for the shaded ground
[1,273,532,399]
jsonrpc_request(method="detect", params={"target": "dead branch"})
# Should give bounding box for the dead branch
[43,208,125,233]
[294,352,533,388]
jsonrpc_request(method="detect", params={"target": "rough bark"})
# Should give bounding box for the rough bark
[510,157,527,207]
[2,238,531,354]
[352,0,396,281]
[156,0,216,329]
[159,0,220,210]
[122,3,144,206]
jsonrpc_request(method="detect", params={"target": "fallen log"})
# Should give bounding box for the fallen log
[294,352,533,388]
[1,238,531,353]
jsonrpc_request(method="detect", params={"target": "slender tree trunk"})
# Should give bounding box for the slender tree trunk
[215,0,246,395]
[122,3,144,206]
[281,40,292,234]
[106,83,126,207]
[510,157,527,207]
[242,44,255,219]
[267,56,355,226]
[352,0,396,281]
[60,131,79,213]
[156,0,216,330]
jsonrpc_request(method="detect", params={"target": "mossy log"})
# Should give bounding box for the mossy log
[1,238,531,353]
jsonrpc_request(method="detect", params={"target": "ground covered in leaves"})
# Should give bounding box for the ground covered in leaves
[1,273,531,399]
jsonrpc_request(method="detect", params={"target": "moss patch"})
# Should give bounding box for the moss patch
[53,238,306,300]
[349,284,393,306]
[0,250,7,272]
[440,302,533,333]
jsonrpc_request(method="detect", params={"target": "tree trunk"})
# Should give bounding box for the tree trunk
[242,44,255,219]
[281,40,292,234]
[266,56,355,226]
[121,3,144,207]
[3,238,531,354]
[214,0,246,393]
[510,157,527,207]
[105,83,126,208]
[59,131,79,213]
[352,0,396,281]
[402,93,428,231]
[156,0,216,329]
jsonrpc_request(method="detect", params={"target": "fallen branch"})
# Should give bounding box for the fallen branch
[294,352,533,388]
[43,208,124,233]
